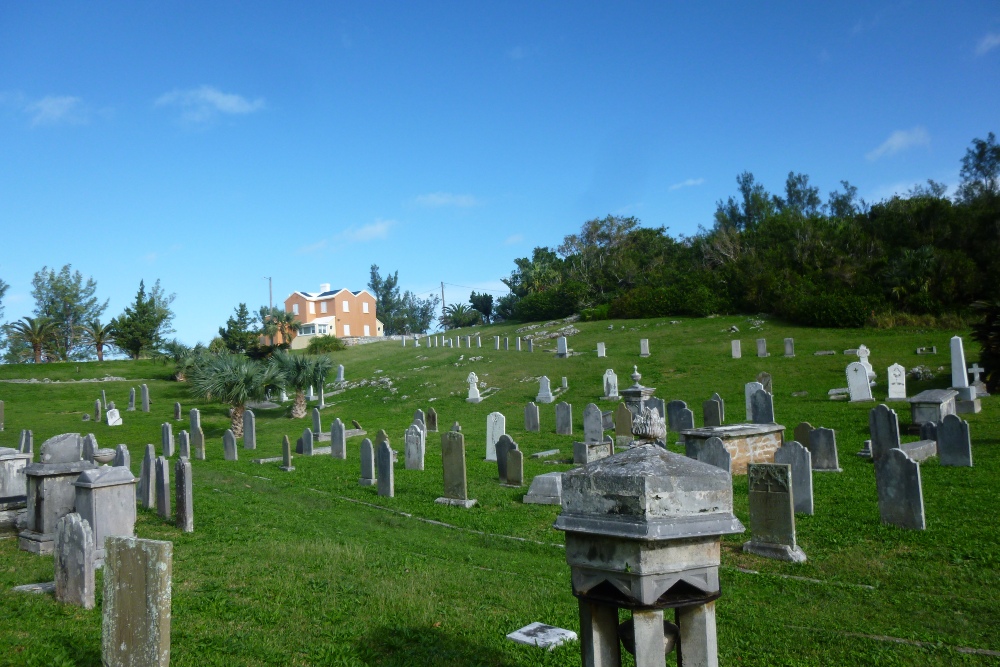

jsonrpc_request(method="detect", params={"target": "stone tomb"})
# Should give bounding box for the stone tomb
[0,446,32,508]
[73,464,137,565]
[522,471,562,505]
[20,435,97,554]
[742,462,807,562]
[436,431,476,508]
[681,423,785,475]
[906,389,958,427]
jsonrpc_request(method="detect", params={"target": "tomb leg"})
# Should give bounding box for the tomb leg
[579,599,622,667]
[677,601,718,667]
[632,609,666,667]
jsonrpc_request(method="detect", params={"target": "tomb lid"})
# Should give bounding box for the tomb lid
[24,460,97,476]
[0,447,29,459]
[554,444,744,541]
[680,423,785,437]
[906,389,958,404]
[74,464,136,487]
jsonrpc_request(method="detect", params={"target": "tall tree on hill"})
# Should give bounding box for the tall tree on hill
[219,303,258,354]
[5,316,58,363]
[270,351,317,418]
[368,264,440,334]
[957,132,1000,204]
[189,353,281,436]
[110,281,173,359]
[468,291,493,323]
[30,264,107,361]
[79,320,115,362]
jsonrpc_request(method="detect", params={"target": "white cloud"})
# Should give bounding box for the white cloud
[504,234,524,245]
[414,192,479,208]
[866,126,930,161]
[296,239,328,255]
[977,33,1000,56]
[340,219,394,243]
[668,178,705,192]
[26,95,87,126]
[155,85,264,122]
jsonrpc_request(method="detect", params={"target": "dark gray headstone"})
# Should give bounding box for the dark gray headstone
[94,399,102,423]
[807,427,841,472]
[750,389,774,424]
[495,435,518,481]
[139,444,156,509]
[113,444,130,468]
[223,430,238,461]
[874,448,925,530]
[647,397,666,421]
[376,441,394,498]
[243,410,256,450]
[439,431,471,503]
[524,402,540,432]
[919,421,938,442]
[702,400,722,428]
[359,438,375,486]
[312,408,322,434]
[175,457,193,532]
[102,537,172,666]
[555,402,572,436]
[742,463,806,562]
[666,400,687,431]
[793,422,813,446]
[155,456,170,520]
[507,448,524,486]
[298,428,314,456]
[868,404,901,461]
[938,414,972,467]
[330,418,346,459]
[177,430,190,459]
[774,441,813,515]
[426,408,438,432]
[676,408,695,431]
[696,436,731,474]
[280,435,294,471]
[582,403,603,443]
[161,423,174,457]
[54,512,95,609]
[174,402,182,421]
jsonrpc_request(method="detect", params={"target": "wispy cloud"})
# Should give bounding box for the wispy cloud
[668,178,705,192]
[504,234,524,245]
[507,46,527,60]
[155,85,264,122]
[143,252,158,263]
[976,33,1000,56]
[340,219,394,243]
[414,192,479,208]
[866,126,930,161]
[296,239,328,255]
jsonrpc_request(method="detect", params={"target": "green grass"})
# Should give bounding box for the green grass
[1,315,998,665]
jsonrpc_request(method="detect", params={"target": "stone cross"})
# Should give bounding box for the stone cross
[774,441,813,515]
[243,410,256,449]
[54,512,95,609]
[155,457,171,520]
[524,402,540,432]
[175,458,193,532]
[359,439,376,486]
[485,412,506,461]
[102,537,173,666]
[466,372,482,404]
[330,418,346,459]
[555,402,573,435]
[969,363,984,383]
[376,441,394,498]
[223,430,238,461]
[742,463,806,562]
[280,435,295,471]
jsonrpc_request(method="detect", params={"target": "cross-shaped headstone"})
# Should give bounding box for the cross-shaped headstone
[969,363,984,383]
[857,345,870,360]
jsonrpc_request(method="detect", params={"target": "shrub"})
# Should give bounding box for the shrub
[306,336,346,354]
[608,282,725,319]
[579,303,611,321]
[512,281,586,322]
[971,299,1000,392]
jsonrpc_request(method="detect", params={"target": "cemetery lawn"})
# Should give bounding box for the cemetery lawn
[2,315,1000,666]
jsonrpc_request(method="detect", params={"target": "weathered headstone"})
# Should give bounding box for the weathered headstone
[561,376,569,390]
[807,428,841,472]
[280,435,295,471]
[330,418,346,459]
[951,336,969,389]
[702,399,722,427]
[524,402,540,432]
[614,403,632,444]
[95,399,102,423]
[639,338,650,358]
[744,382,763,420]
[582,403,603,443]
[106,408,122,427]
[484,412,506,461]
[161,423,174,457]
[875,448,925,530]
[312,407,322,434]
[887,363,907,400]
[139,444,156,509]
[693,436,731,474]
[602,369,619,400]
[536,376,554,404]
[774,441,813,515]
[298,428,314,456]
[243,410,256,449]
[523,471,562,505]
[784,338,795,357]
[175,458,193,532]
[506,448,524,487]
[556,336,568,358]
[666,400,687,432]
[127,387,136,412]
[82,434,98,462]
[495,434,518,481]
[742,463,806,562]
[846,362,873,402]
[920,421,938,442]
[413,409,425,427]
[750,389,774,424]
[436,431,476,507]
[113,444,130,468]
[190,409,205,461]
[141,384,150,412]
[528,338,534,352]
[404,425,424,470]
[176,430,190,459]
[102,536,173,667]
[426,408,438,432]
[173,402,182,421]
[223,430,238,461]
[336,365,345,383]
[54,512,95,609]
[869,404,900,462]
[376,441,394,498]
[155,457,170,519]
[676,407,695,431]
[647,397,666,422]
[555,402,573,435]
[756,371,773,395]
[495,336,501,350]
[516,337,522,351]
[19,429,33,454]
[938,414,973,467]
[359,439,376,486]
[793,422,812,447]
[732,340,741,359]
[596,342,606,358]
[756,339,768,358]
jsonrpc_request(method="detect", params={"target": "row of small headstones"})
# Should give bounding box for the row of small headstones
[405,332,655,359]
[83,385,151,423]
[731,338,796,358]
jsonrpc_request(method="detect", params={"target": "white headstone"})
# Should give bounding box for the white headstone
[951,336,969,388]
[602,369,619,399]
[731,340,741,359]
[596,342,606,358]
[847,362,874,401]
[466,372,482,404]
[485,412,505,462]
[887,363,907,399]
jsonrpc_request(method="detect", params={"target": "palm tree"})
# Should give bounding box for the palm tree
[188,353,283,435]
[7,317,58,364]
[270,351,318,418]
[79,319,115,362]
[440,303,481,330]
[272,310,302,347]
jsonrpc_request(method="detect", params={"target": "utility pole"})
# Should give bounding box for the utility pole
[440,282,446,328]
[264,276,273,345]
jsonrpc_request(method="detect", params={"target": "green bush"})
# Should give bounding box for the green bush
[608,282,725,319]
[784,290,874,328]
[579,303,611,321]
[306,336,346,354]
[511,281,586,322]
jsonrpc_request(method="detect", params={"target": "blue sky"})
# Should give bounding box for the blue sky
[1,1,998,345]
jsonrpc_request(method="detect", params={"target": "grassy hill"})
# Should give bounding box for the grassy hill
[1,315,997,666]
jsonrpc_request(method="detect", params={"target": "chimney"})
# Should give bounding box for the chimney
[320,283,331,293]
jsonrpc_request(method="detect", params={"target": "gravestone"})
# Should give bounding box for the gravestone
[694,436,731,474]
[359,439,376,486]
[647,397,666,422]
[875,448,925,530]
[756,339,768,358]
[744,382,764,420]
[920,421,938,442]
[222,430,238,461]
[82,434,97,462]
[485,412,506,461]
[583,403,603,443]
[404,425,424,471]
[336,365,345,383]
[556,336,568,358]
[528,338,534,352]
[413,409,425,428]
[523,471,562,505]
[101,390,107,409]
[710,393,725,424]
[887,364,907,399]
[113,444,130,468]
[175,458,193,532]
[312,408,322,434]
[666,400,687,432]
[951,336,969,389]
[141,384,150,412]
[676,407,695,431]
[190,410,205,461]
[807,428,841,472]
[161,423,174,457]
[376,441,394,498]
[495,336,501,350]
[436,431,476,507]
[857,345,875,381]
[536,376,555,404]
[702,399,722,428]
[106,408,122,427]
[504,337,510,350]
[278,435,295,471]
[507,448,524,486]
[19,429,33,454]
[95,399,102,423]
[597,342,606,357]
[139,444,156,509]
[424,408,438,432]
[451,422,462,432]
[177,431,190,459]
[127,387,136,412]
[773,441,813,515]
[784,338,795,357]
[330,418,346,459]
[846,362,873,402]
[756,371,773,395]
[562,377,569,390]
[793,422,813,447]
[54,512,95,609]
[516,337,522,351]
[938,414,973,467]
[102,536,173,667]
[742,463,807,562]
[602,369,619,400]
[174,402,182,421]
[732,340,741,359]
[639,338,650,357]
[243,410,256,449]
[555,402,573,435]
[298,428,314,456]
[614,403,632,445]
[495,434,518,481]
[524,402,540,432]
[155,457,170,519]
[750,389,774,424]
[466,372,482,404]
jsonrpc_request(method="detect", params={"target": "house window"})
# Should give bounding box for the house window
[320,301,327,314]
[343,324,350,336]
[299,324,315,336]
[363,301,369,314]
[342,300,350,313]
[318,325,328,335]
[363,325,370,336]
[292,304,299,315]
[309,302,315,315]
